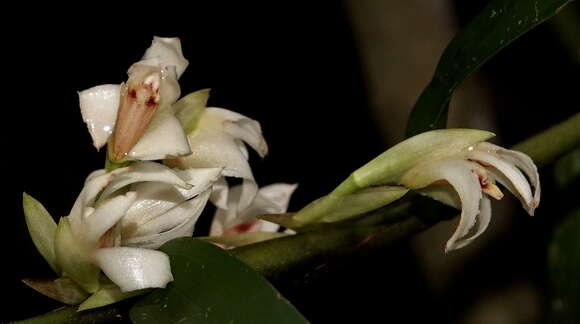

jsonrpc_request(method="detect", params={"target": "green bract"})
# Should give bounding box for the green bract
[22,193,60,274]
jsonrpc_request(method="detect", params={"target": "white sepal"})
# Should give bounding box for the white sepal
[79,84,121,149]
[142,37,189,79]
[128,113,191,161]
[94,247,173,292]
[99,162,190,200]
[83,192,137,245]
[125,190,211,249]
[400,158,484,252]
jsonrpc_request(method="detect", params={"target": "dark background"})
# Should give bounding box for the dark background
[2,2,578,323]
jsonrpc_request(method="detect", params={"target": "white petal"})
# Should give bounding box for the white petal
[210,183,297,235]
[178,116,255,179]
[235,178,259,212]
[125,190,211,249]
[256,220,282,233]
[464,149,533,212]
[122,167,221,227]
[100,162,190,200]
[93,247,173,292]
[452,196,492,249]
[477,142,540,213]
[68,168,128,236]
[209,108,268,157]
[256,183,298,212]
[142,37,189,79]
[83,192,137,245]
[209,212,226,236]
[128,113,191,161]
[79,84,121,149]
[209,177,229,210]
[400,158,483,252]
[465,150,532,200]
[176,167,223,197]
[210,184,245,235]
[123,168,221,225]
[122,182,184,229]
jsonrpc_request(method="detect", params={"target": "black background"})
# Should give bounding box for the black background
[2,2,578,323]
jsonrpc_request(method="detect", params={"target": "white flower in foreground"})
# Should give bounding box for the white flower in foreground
[61,162,220,293]
[399,141,540,252]
[79,37,190,162]
[165,89,268,219]
[210,183,298,237]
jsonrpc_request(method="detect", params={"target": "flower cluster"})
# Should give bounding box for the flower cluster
[23,36,541,312]
[23,37,295,309]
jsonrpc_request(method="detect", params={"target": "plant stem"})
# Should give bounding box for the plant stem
[512,112,580,167]
[9,303,129,324]
[13,112,580,323]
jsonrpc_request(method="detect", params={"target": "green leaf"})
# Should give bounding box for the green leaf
[174,88,210,133]
[22,192,60,275]
[548,208,580,323]
[22,277,89,305]
[405,0,574,137]
[78,284,147,311]
[55,217,100,293]
[130,238,309,324]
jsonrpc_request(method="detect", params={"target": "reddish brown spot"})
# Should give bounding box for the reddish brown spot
[226,221,258,234]
[146,96,158,107]
[98,227,116,248]
[129,88,137,99]
[477,174,487,186]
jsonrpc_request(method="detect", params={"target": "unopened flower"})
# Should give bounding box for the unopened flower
[79,37,190,162]
[165,89,268,217]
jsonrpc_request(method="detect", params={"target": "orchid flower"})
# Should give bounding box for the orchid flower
[291,129,540,251]
[399,141,540,251]
[165,89,268,218]
[207,183,297,247]
[24,162,221,307]
[79,37,191,162]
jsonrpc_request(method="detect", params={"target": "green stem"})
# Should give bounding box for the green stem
[14,112,580,323]
[512,112,580,167]
[10,303,129,324]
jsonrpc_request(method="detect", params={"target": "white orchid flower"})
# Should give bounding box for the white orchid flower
[399,141,540,252]
[204,183,297,248]
[210,183,298,235]
[291,129,540,252]
[79,37,191,162]
[27,162,220,300]
[165,89,268,218]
